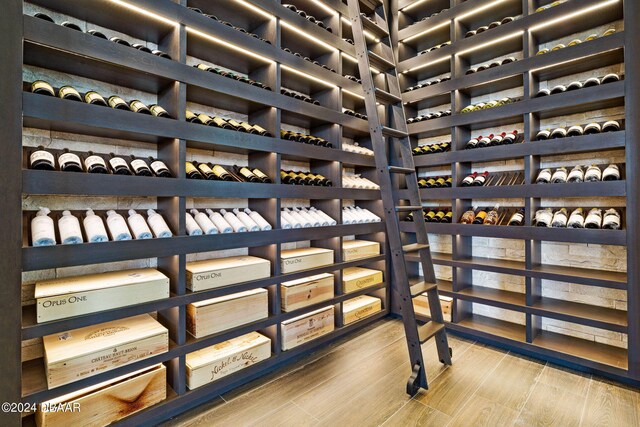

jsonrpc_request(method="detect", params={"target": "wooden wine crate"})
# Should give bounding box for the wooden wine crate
[343,295,382,325]
[413,295,453,322]
[342,240,380,261]
[186,288,269,338]
[186,256,271,291]
[280,306,335,351]
[280,247,334,273]
[36,363,166,427]
[342,267,383,293]
[185,331,271,390]
[280,273,334,312]
[43,314,169,389]
[35,269,170,323]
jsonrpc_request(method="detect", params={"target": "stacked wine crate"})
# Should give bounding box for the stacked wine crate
[395,0,639,384]
[2,0,393,425]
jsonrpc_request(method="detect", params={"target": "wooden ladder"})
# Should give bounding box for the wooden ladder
[345,0,453,395]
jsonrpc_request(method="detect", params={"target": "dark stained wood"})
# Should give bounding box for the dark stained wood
[533,331,628,369]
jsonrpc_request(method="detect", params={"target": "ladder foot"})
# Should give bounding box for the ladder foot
[440,347,453,365]
[406,364,423,396]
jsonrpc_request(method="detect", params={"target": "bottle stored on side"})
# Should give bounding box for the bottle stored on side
[148,157,172,178]
[59,210,83,244]
[233,208,260,232]
[127,209,153,239]
[84,151,108,174]
[31,207,56,246]
[58,148,83,172]
[106,210,132,240]
[507,208,525,226]
[185,212,203,236]
[84,209,108,242]
[147,209,173,238]
[129,155,153,176]
[205,209,234,233]
[220,209,247,232]
[190,209,218,235]
[30,146,56,171]
[108,153,132,175]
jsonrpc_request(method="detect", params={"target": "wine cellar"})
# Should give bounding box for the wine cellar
[1,0,639,425]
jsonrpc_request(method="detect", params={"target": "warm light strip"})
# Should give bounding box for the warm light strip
[281,20,338,52]
[187,27,274,63]
[530,0,620,32]
[109,0,178,26]
[404,55,449,73]
[456,0,506,21]
[402,21,450,43]
[234,0,275,20]
[311,0,338,16]
[400,0,428,12]
[342,52,381,74]
[455,31,524,56]
[529,51,607,73]
[343,89,365,99]
[340,16,378,41]
[281,64,337,88]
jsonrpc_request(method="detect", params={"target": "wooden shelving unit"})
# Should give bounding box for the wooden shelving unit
[394,0,639,384]
[2,0,394,425]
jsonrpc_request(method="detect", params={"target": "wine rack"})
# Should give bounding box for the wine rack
[394,0,639,385]
[2,0,392,425]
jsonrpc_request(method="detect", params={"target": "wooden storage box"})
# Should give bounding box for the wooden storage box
[186,256,271,292]
[342,267,384,293]
[185,331,271,390]
[280,306,335,350]
[43,314,169,389]
[186,288,269,338]
[35,269,170,323]
[281,273,334,312]
[36,364,166,427]
[280,247,334,273]
[342,240,380,261]
[343,295,382,325]
[413,295,453,322]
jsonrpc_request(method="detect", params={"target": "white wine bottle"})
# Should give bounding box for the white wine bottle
[127,209,153,239]
[293,207,320,227]
[185,212,203,236]
[584,208,602,229]
[567,165,584,183]
[310,207,337,225]
[220,209,248,232]
[205,209,234,233]
[284,208,311,228]
[281,210,300,229]
[534,208,553,227]
[233,208,260,232]
[190,209,218,235]
[303,207,329,226]
[584,165,602,182]
[31,207,56,246]
[602,208,621,230]
[244,208,272,231]
[551,208,568,228]
[551,167,568,183]
[567,208,585,228]
[59,210,83,244]
[147,209,173,238]
[84,209,108,242]
[106,210,132,240]
[602,164,620,181]
[536,169,552,184]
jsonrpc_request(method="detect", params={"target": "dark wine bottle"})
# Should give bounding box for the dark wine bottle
[84,91,108,106]
[31,80,55,96]
[29,146,56,170]
[210,164,234,181]
[84,151,108,174]
[195,162,216,180]
[108,96,130,110]
[58,85,82,102]
[186,161,204,179]
[234,165,260,182]
[149,105,172,118]
[252,168,272,183]
[148,157,172,178]
[58,148,83,172]
[129,155,153,176]
[280,170,297,184]
[108,153,132,175]
[226,119,245,132]
[129,100,152,115]
[186,110,204,124]
[508,208,525,226]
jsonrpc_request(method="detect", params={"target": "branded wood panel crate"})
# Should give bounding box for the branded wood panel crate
[43,314,169,389]
[186,288,269,338]
[185,331,271,389]
[281,273,334,312]
[280,306,335,350]
[342,267,383,293]
[186,256,271,291]
[342,240,381,261]
[35,269,170,323]
[413,295,453,322]
[36,363,166,427]
[280,247,334,273]
[343,295,382,325]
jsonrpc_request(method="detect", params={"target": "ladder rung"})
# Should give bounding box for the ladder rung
[361,15,389,39]
[418,321,445,344]
[410,281,437,297]
[396,206,423,212]
[380,126,408,138]
[388,166,415,174]
[403,243,429,253]
[368,50,395,71]
[375,88,403,105]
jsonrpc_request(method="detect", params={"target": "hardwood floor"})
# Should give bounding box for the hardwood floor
[162,319,640,427]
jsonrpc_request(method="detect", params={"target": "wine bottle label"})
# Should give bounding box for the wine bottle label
[602,165,620,180]
[536,210,553,226]
[58,86,81,100]
[212,117,229,127]
[186,111,198,121]
[59,152,82,167]
[226,119,242,128]
[30,150,55,166]
[435,211,445,220]
[31,80,55,96]
[197,64,211,71]
[130,159,148,172]
[602,212,620,229]
[130,100,150,113]
[150,105,169,117]
[509,212,523,224]
[150,160,168,174]
[239,167,255,179]
[212,165,229,177]
[109,157,129,169]
[253,169,268,179]
[85,155,107,169]
[567,168,584,182]
[108,96,127,109]
[537,169,553,183]
[85,91,106,104]
[551,169,567,183]
[186,162,198,174]
[585,166,602,181]
[461,176,475,185]
[252,124,269,134]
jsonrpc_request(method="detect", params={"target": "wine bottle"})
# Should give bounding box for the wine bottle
[106,210,132,240]
[84,209,108,242]
[478,135,493,148]
[129,155,153,176]
[444,177,453,187]
[150,105,172,118]
[567,81,583,91]
[211,164,234,181]
[236,121,258,133]
[146,209,173,238]
[31,80,55,96]
[566,125,584,137]
[535,208,553,227]
[583,123,602,134]
[473,209,488,224]
[109,36,131,46]
[551,208,568,228]
[483,204,500,225]
[132,43,153,53]
[30,146,56,171]
[280,170,297,185]
[460,206,477,224]
[190,209,218,234]
[185,212,203,236]
[602,208,621,230]
[127,209,153,239]
[584,165,602,182]
[56,86,82,102]
[220,209,248,232]
[252,168,272,183]
[434,210,446,222]
[434,177,447,188]
[87,29,108,39]
[584,208,602,229]
[148,157,172,178]
[602,120,620,132]
[490,132,507,146]
[536,129,551,140]
[186,110,204,124]
[58,148,83,172]
[31,207,56,246]
[551,167,568,183]
[536,168,552,184]
[129,100,152,115]
[460,172,478,187]
[59,210,83,244]
[206,210,234,233]
[234,165,260,182]
[601,73,620,84]
[226,119,245,132]
[465,136,480,149]
[442,211,454,223]
[567,208,585,228]
[84,91,108,106]
[233,208,260,232]
[507,208,525,226]
[314,173,332,187]
[153,50,172,60]
[108,95,130,110]
[583,77,600,87]
[251,124,272,137]
[197,113,213,125]
[503,131,519,144]
[108,153,132,175]
[212,117,235,129]
[193,162,214,180]
[34,13,55,23]
[84,151,108,174]
[281,210,300,229]
[550,84,567,95]
[186,161,204,179]
[472,171,489,186]
[567,165,584,183]
[244,208,272,231]
[602,164,620,181]
[550,127,567,139]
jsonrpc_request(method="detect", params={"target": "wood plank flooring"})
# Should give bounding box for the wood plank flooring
[161,319,640,427]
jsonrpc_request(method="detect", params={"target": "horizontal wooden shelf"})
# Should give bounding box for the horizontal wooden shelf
[21,93,375,166]
[408,80,624,137]
[22,223,385,271]
[413,132,626,168]
[455,314,527,343]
